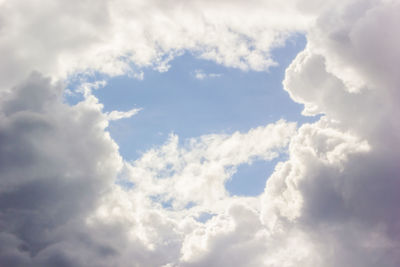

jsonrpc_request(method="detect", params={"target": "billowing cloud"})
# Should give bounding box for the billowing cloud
[0,0,311,90]
[0,73,123,266]
[1,0,400,266]
[123,120,295,209]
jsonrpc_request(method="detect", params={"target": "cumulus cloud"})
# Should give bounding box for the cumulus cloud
[1,0,400,266]
[0,73,123,266]
[261,1,400,266]
[124,120,296,209]
[0,0,311,90]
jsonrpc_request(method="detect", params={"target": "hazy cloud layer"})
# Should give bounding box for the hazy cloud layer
[1,0,400,266]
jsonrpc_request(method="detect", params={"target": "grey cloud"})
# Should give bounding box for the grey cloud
[261,1,400,266]
[0,73,124,266]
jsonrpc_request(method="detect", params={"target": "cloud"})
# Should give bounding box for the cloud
[0,0,311,90]
[260,1,400,266]
[0,71,296,266]
[193,69,222,80]
[180,203,268,267]
[1,0,400,266]
[106,108,142,121]
[0,73,124,266]
[123,120,296,209]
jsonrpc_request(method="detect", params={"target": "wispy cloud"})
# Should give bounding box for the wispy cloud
[106,108,142,121]
[193,69,223,80]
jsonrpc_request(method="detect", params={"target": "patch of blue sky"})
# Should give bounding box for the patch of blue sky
[225,156,287,196]
[196,212,216,223]
[65,34,317,197]
[115,179,135,190]
[149,195,173,209]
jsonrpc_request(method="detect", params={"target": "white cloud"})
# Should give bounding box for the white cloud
[106,108,142,121]
[0,0,312,91]
[73,80,142,121]
[193,69,222,80]
[123,120,296,209]
[77,80,107,98]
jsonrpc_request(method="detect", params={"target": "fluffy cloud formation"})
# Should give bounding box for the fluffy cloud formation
[1,0,400,266]
[124,120,295,209]
[0,73,123,266]
[0,0,311,90]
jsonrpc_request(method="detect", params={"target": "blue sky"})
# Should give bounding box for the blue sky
[67,34,314,196]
